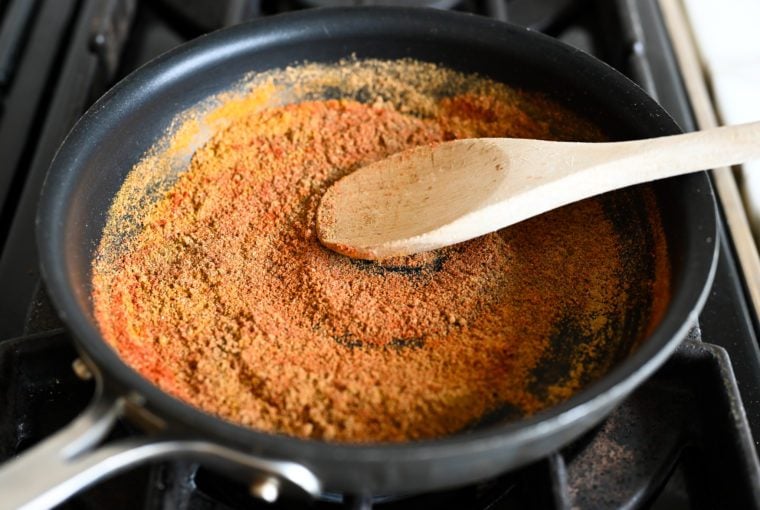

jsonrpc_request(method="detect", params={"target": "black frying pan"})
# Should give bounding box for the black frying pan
[0,7,717,507]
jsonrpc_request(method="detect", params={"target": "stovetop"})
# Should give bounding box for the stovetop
[1,1,760,509]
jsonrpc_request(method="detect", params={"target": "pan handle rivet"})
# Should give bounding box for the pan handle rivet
[250,476,280,503]
[71,358,93,380]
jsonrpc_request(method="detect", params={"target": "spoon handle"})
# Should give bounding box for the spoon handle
[574,120,760,188]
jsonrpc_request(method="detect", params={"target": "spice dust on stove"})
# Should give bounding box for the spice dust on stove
[92,60,670,443]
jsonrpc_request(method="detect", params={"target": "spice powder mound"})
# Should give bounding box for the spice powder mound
[92,60,670,443]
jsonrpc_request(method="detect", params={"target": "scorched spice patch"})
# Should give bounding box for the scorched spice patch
[92,60,670,442]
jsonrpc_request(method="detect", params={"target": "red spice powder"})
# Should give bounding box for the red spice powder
[92,63,669,443]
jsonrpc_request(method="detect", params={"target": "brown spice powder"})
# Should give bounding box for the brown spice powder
[92,60,669,443]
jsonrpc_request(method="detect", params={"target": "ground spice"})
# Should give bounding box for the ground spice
[92,60,669,443]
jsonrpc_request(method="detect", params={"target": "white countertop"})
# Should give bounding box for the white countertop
[683,0,760,232]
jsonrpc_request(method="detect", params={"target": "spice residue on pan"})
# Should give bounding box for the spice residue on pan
[92,59,670,443]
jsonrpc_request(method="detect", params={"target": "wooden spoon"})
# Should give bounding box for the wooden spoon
[316,121,760,260]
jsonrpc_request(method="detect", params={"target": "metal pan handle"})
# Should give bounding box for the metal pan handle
[0,373,321,510]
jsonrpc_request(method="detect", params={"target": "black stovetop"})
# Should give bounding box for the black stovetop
[1,1,759,508]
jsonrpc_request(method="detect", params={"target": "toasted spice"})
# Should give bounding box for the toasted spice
[92,60,669,443]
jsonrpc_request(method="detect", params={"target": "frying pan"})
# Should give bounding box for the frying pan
[0,7,717,508]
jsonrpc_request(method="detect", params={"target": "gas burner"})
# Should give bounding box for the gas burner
[297,0,461,8]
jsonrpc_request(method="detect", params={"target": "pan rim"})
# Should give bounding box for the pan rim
[36,5,719,486]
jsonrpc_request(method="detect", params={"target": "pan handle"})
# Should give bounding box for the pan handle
[0,379,321,510]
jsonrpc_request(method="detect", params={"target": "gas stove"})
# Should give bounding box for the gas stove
[0,1,759,508]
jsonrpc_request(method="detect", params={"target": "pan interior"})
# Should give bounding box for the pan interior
[86,59,670,443]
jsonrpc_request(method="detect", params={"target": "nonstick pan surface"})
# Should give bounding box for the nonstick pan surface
[32,7,717,497]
